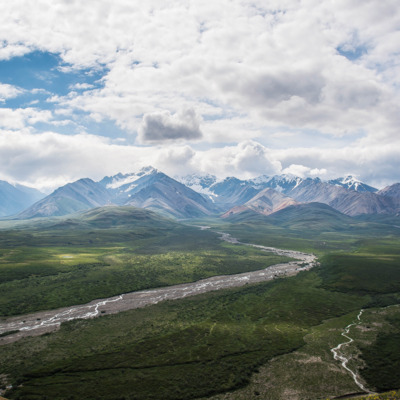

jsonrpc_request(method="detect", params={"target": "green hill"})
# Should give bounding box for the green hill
[266,202,355,231]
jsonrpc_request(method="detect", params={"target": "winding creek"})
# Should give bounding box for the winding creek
[330,309,371,394]
[0,231,317,345]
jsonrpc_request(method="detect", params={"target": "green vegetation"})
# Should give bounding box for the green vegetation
[0,271,366,400]
[0,244,289,316]
[1,208,400,399]
[0,207,291,316]
[360,314,400,391]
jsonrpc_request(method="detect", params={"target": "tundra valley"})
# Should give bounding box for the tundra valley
[0,168,400,400]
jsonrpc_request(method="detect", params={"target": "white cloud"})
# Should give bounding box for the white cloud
[0,129,153,191]
[0,42,31,60]
[193,140,282,179]
[0,83,23,102]
[0,108,53,130]
[0,125,398,191]
[138,108,203,143]
[69,83,94,90]
[0,1,399,187]
[282,164,328,178]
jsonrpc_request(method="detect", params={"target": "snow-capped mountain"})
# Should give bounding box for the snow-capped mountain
[287,178,396,216]
[206,177,260,208]
[260,174,303,194]
[178,173,400,216]
[247,175,270,188]
[177,173,218,192]
[177,174,260,206]
[175,173,219,202]
[6,168,400,220]
[179,173,304,196]
[100,166,159,191]
[328,175,378,193]
[101,167,218,218]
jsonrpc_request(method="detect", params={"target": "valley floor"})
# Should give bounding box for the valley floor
[0,233,316,344]
[1,212,400,400]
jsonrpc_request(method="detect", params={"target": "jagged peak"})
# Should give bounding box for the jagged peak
[332,175,361,184]
[101,166,160,190]
[270,174,303,183]
[139,165,159,174]
[342,175,360,183]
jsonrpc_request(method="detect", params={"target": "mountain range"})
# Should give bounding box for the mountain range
[1,167,399,220]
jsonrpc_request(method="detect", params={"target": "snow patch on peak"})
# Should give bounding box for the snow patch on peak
[341,175,360,184]
[177,173,217,188]
[140,166,158,175]
[249,175,270,185]
[176,173,220,198]
[104,166,159,190]
[328,175,377,193]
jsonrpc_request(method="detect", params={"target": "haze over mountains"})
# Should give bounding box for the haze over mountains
[1,167,399,220]
[0,181,44,217]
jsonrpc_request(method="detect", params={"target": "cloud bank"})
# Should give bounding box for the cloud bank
[0,128,398,192]
[0,0,399,189]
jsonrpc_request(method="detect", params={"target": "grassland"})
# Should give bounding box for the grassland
[0,208,291,316]
[1,207,400,399]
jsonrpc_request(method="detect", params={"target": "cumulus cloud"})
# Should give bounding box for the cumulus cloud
[153,145,197,176]
[274,139,400,188]
[0,129,154,191]
[138,108,203,143]
[194,140,282,179]
[282,164,328,178]
[0,108,53,130]
[0,42,31,60]
[0,83,23,102]
[0,125,398,192]
[2,0,395,140]
[0,1,399,187]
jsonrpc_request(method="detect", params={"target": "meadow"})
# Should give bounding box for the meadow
[1,207,400,399]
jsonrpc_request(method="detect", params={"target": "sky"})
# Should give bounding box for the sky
[0,0,399,192]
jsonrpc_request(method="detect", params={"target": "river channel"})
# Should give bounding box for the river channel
[0,231,317,345]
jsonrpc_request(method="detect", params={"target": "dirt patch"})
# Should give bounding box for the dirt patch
[298,355,323,364]
[282,388,300,400]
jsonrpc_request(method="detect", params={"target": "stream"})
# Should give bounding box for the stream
[0,231,317,345]
[330,309,371,394]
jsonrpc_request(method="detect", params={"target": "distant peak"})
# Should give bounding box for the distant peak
[271,174,303,182]
[139,166,158,174]
[77,177,95,183]
[342,175,360,183]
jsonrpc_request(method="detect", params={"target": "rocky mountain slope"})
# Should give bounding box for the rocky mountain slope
[101,167,218,218]
[222,188,298,218]
[17,179,112,219]
[378,183,400,199]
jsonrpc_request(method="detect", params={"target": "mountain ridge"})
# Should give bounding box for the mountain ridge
[3,168,399,220]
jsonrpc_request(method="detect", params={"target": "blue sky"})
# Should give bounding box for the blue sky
[0,0,399,191]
